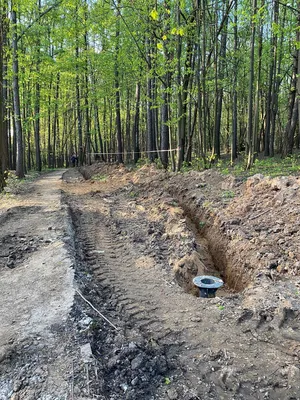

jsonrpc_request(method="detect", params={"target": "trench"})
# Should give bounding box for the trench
[172,199,248,297]
[187,216,228,297]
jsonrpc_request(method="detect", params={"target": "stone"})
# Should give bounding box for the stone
[287,365,300,387]
[131,354,144,370]
[131,376,139,386]
[78,317,93,329]
[107,355,119,370]
[13,380,23,392]
[156,355,168,374]
[167,388,178,399]
[80,343,93,363]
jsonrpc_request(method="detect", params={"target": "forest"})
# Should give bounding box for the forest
[0,0,299,188]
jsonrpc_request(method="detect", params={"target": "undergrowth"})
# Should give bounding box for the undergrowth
[0,171,42,196]
[181,153,300,178]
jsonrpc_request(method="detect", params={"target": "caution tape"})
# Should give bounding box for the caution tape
[89,148,180,156]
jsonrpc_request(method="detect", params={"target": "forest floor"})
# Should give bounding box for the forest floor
[0,163,300,400]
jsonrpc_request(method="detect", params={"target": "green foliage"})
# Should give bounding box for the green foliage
[129,190,139,198]
[154,158,164,170]
[3,0,299,174]
[0,170,41,195]
[181,157,205,172]
[91,174,108,182]
[221,190,235,199]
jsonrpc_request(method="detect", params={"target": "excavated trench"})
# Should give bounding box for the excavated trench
[171,194,249,296]
[78,164,250,296]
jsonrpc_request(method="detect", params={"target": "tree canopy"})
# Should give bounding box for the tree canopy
[0,0,299,180]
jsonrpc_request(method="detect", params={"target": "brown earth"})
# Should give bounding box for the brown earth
[0,164,300,400]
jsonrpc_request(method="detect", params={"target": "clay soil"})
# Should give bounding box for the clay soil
[0,164,300,400]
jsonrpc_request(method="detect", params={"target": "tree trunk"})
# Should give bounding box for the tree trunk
[34,0,42,171]
[132,81,141,164]
[282,14,299,157]
[115,0,123,164]
[214,0,229,160]
[0,1,6,189]
[1,0,8,176]
[47,77,52,168]
[146,35,156,163]
[84,1,91,165]
[297,2,300,149]
[125,89,131,162]
[75,4,83,166]
[11,7,24,178]
[265,0,279,156]
[231,0,238,163]
[52,72,60,168]
[246,0,257,169]
[94,105,104,161]
[161,87,170,169]
[252,0,264,159]
[176,2,184,171]
[196,0,207,166]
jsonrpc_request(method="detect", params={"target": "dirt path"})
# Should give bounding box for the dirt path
[1,166,300,399]
[0,171,77,399]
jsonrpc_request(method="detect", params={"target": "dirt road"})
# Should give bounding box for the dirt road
[0,171,75,399]
[0,166,300,399]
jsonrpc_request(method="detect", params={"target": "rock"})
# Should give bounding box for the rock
[246,174,264,189]
[80,343,93,363]
[131,354,144,370]
[287,365,300,387]
[120,383,128,392]
[167,388,178,399]
[6,259,15,268]
[131,376,139,386]
[156,355,168,374]
[128,342,137,350]
[107,355,120,370]
[228,218,241,225]
[0,346,9,363]
[78,317,93,329]
[13,380,23,392]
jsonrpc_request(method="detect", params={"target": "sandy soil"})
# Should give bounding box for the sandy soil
[0,164,300,400]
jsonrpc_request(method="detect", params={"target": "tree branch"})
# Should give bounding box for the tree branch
[206,0,235,69]
[278,1,298,13]
[17,0,63,42]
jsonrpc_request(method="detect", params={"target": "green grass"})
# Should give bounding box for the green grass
[221,190,235,199]
[178,152,300,178]
[215,154,300,178]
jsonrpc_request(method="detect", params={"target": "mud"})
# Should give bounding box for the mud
[0,164,300,399]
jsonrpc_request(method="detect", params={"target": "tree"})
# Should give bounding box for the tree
[114,0,123,164]
[0,0,298,175]
[0,0,7,189]
[246,0,257,169]
[11,3,24,178]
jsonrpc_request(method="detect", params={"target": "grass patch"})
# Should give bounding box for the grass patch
[91,174,108,182]
[215,154,300,178]
[221,190,235,199]
[177,152,300,178]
